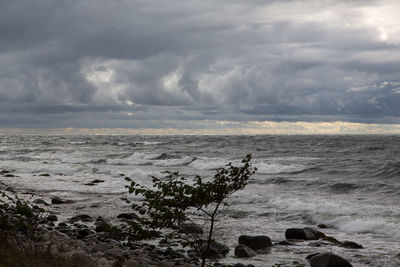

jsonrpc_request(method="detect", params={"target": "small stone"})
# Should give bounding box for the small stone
[51,197,64,204]
[47,214,58,222]
[39,173,50,176]
[4,174,15,177]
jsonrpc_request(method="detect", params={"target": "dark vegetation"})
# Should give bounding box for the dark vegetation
[0,188,71,267]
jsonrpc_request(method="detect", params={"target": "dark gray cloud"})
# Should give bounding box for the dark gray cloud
[1,0,400,129]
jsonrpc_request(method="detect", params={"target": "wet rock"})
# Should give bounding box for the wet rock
[339,241,363,249]
[317,224,328,229]
[4,174,15,177]
[91,179,105,183]
[238,235,272,250]
[33,199,50,206]
[51,197,74,205]
[85,179,105,186]
[199,240,229,259]
[77,228,95,238]
[47,214,58,222]
[234,244,256,258]
[306,252,353,267]
[285,227,326,240]
[179,223,203,234]
[39,173,50,176]
[308,241,331,247]
[0,170,9,174]
[322,235,340,244]
[69,214,93,223]
[95,221,110,233]
[117,212,139,220]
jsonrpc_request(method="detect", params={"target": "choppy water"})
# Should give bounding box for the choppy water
[1,134,400,266]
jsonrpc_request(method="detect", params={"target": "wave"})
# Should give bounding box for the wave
[189,157,312,174]
[134,141,163,146]
[107,152,194,167]
[328,183,360,193]
[69,141,88,145]
[311,215,400,238]
[254,163,308,174]
[372,161,400,178]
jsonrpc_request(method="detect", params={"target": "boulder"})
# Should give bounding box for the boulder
[306,252,353,267]
[285,227,325,240]
[238,235,272,250]
[199,240,229,259]
[339,241,363,249]
[234,244,257,258]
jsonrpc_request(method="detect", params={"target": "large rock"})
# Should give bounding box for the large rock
[238,235,272,250]
[234,244,257,258]
[199,240,229,259]
[285,227,326,240]
[306,252,353,267]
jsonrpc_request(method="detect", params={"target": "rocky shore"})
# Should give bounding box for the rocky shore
[1,170,362,267]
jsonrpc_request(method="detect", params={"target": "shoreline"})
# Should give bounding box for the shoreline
[1,170,368,267]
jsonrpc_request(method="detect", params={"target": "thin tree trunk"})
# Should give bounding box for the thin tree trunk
[201,201,221,267]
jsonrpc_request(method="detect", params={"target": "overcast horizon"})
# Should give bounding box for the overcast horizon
[1,0,400,134]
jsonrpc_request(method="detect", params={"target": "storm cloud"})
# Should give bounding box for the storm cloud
[1,0,400,129]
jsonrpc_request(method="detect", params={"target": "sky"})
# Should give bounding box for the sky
[1,0,400,134]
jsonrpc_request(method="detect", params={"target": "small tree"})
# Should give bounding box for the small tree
[125,154,255,266]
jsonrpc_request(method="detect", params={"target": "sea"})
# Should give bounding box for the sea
[0,134,399,266]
